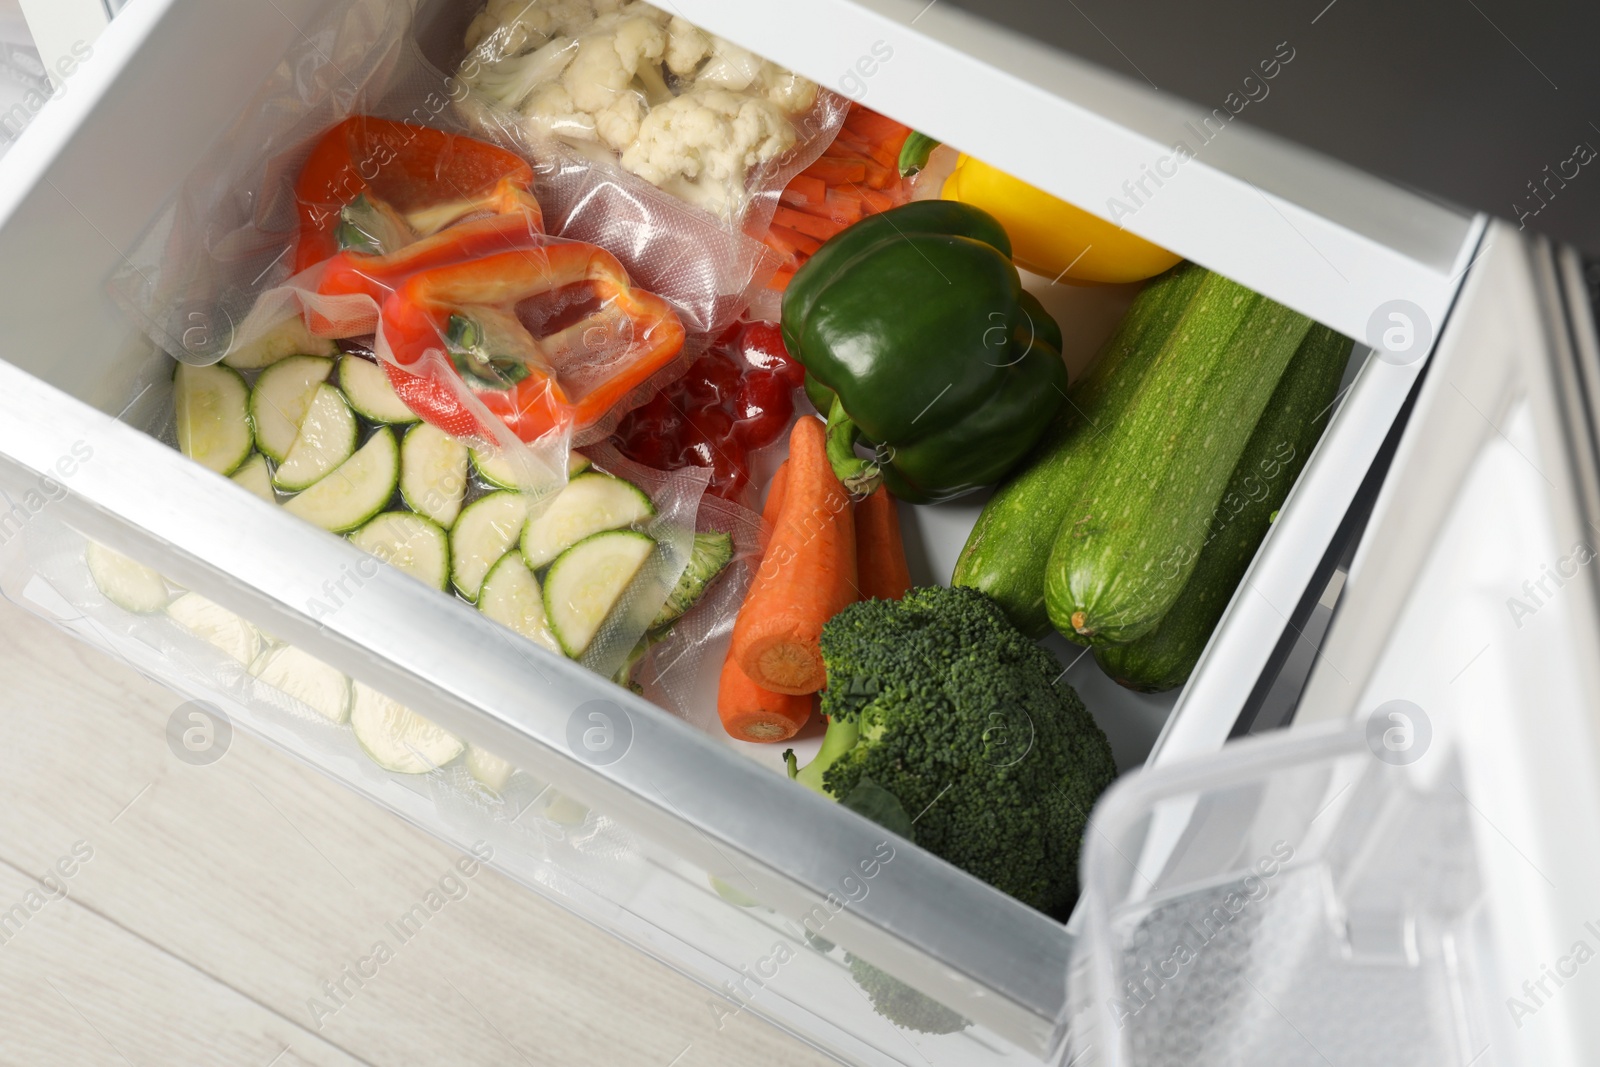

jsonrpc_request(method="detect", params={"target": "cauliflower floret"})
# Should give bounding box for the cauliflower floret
[468,0,593,55]
[464,10,502,53]
[560,15,665,113]
[595,91,645,151]
[758,62,818,113]
[611,15,668,76]
[522,81,600,143]
[474,0,551,56]
[618,1,669,22]
[561,34,633,112]
[467,34,578,109]
[542,0,603,38]
[664,16,710,76]
[620,88,795,214]
[695,36,763,92]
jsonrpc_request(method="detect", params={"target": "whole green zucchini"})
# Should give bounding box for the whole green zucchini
[1044,282,1313,645]
[1095,324,1351,691]
[951,263,1207,636]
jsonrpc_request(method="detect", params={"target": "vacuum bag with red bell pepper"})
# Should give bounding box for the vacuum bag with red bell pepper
[108,0,795,452]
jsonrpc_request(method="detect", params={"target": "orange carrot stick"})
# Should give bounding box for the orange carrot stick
[855,486,911,601]
[731,417,856,695]
[803,157,867,185]
[766,223,822,258]
[780,174,828,207]
[717,655,814,742]
[772,204,844,242]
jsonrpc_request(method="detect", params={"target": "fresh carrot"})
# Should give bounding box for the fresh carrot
[717,655,815,742]
[717,458,814,742]
[803,157,867,185]
[780,174,828,207]
[773,204,843,242]
[854,486,912,601]
[762,460,790,527]
[759,459,790,553]
[731,417,857,694]
[768,266,796,292]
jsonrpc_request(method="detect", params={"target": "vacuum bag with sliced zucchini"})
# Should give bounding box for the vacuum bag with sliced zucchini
[163,350,738,689]
[0,503,653,907]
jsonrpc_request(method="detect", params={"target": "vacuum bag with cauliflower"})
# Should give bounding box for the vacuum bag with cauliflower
[457,0,843,221]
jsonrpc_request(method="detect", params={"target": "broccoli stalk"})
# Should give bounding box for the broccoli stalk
[783,716,860,794]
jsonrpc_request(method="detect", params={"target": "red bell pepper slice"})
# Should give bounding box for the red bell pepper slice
[381,241,686,443]
[317,209,545,305]
[293,116,543,275]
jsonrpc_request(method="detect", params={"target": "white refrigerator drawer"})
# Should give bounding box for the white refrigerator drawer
[0,0,1492,1063]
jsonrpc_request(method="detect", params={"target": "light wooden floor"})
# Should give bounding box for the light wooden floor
[0,597,835,1066]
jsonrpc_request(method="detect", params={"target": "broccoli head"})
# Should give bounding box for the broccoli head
[806,585,1117,915]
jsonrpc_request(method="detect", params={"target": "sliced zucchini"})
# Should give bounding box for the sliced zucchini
[338,354,419,424]
[400,423,468,528]
[450,491,532,600]
[283,426,399,533]
[251,644,350,724]
[478,552,560,653]
[350,682,463,774]
[471,446,588,491]
[465,745,516,794]
[543,530,655,659]
[540,789,589,826]
[272,384,357,492]
[230,453,276,503]
[520,473,655,569]
[167,592,262,665]
[174,362,252,475]
[651,531,733,631]
[349,511,450,591]
[86,542,169,613]
[250,354,335,462]
[223,315,337,370]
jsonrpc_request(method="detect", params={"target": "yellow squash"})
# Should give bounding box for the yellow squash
[943,154,1181,284]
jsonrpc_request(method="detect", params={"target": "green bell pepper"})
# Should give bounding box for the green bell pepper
[780,201,1067,503]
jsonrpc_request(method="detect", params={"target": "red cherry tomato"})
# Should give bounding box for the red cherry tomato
[739,321,806,389]
[611,319,797,504]
[733,370,793,448]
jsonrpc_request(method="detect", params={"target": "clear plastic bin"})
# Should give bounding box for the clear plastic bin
[1070,723,1499,1066]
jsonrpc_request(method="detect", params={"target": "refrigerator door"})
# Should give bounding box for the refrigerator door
[0,0,1497,1062]
[1286,223,1600,1063]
